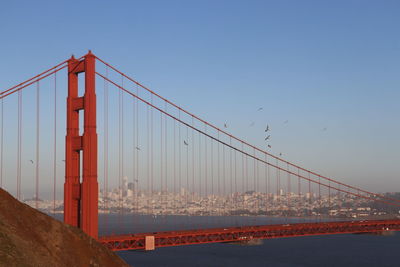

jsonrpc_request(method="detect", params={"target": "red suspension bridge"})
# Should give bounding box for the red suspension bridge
[1,52,399,251]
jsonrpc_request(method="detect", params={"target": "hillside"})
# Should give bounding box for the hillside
[0,188,129,267]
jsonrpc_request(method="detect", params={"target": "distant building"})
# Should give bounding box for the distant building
[128,182,135,191]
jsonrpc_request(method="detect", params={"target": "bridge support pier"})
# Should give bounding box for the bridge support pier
[64,51,98,239]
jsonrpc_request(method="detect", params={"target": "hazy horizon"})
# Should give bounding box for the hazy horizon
[0,0,399,195]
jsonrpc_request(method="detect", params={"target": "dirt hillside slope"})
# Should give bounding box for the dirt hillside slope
[0,188,129,267]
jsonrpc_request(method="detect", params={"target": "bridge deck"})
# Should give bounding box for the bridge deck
[99,219,400,251]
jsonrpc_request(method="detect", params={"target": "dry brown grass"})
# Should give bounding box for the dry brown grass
[0,188,130,267]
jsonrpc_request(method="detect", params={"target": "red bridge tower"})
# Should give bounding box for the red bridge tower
[64,51,98,239]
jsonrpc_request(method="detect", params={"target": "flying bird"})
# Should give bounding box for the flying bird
[322,127,327,131]
[224,123,228,128]
[283,120,288,124]
[257,107,263,111]
[249,122,255,127]
[279,153,282,156]
[265,125,270,132]
[267,144,272,148]
[184,140,188,146]
[29,160,34,164]
[264,135,270,141]
[135,146,141,151]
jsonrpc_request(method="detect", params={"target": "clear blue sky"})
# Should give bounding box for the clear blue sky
[0,0,399,193]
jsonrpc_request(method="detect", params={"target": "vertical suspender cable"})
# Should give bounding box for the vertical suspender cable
[245,148,248,224]
[53,73,57,214]
[198,127,201,229]
[308,171,311,217]
[204,125,208,216]
[297,168,300,218]
[287,162,290,215]
[198,128,201,200]
[173,119,176,218]
[267,155,271,218]
[253,148,256,193]
[104,67,109,232]
[234,148,237,222]
[265,154,268,215]
[338,184,341,218]
[118,76,122,228]
[35,81,40,209]
[198,132,202,230]
[245,150,248,193]
[191,117,194,203]
[210,131,214,216]
[276,158,280,210]
[160,109,163,210]
[150,94,153,218]
[146,105,150,216]
[328,180,331,214]
[185,123,189,224]
[256,154,259,219]
[241,142,244,210]
[132,82,136,226]
[222,134,225,219]
[121,76,125,227]
[17,90,22,200]
[20,88,22,199]
[20,88,23,201]
[131,81,137,225]
[135,85,139,222]
[229,137,232,217]
[267,157,270,213]
[253,148,256,216]
[16,93,19,198]
[217,131,220,217]
[318,175,321,221]
[164,101,168,215]
[178,110,181,216]
[298,168,301,200]
[0,96,3,189]
[185,124,189,218]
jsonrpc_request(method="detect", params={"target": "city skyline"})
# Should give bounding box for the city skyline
[1,2,399,265]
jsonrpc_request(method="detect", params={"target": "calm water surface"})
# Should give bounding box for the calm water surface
[96,214,399,267]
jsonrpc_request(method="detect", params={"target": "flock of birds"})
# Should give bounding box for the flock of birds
[25,108,326,165]
[219,107,285,156]
[258,107,282,156]
[223,107,327,158]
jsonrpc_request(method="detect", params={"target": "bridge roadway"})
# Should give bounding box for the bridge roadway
[99,219,400,251]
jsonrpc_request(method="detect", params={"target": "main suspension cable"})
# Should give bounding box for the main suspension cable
[95,56,399,204]
[96,71,400,208]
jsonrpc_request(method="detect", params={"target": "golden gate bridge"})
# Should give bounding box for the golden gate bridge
[1,51,399,251]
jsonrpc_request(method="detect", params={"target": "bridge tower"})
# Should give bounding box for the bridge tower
[64,51,98,239]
